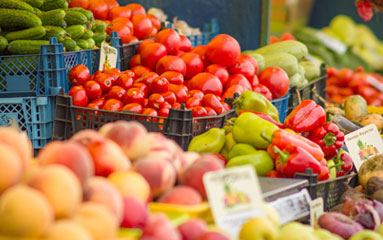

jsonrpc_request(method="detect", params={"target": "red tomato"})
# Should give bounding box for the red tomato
[140,42,167,70]
[169,84,188,103]
[270,36,279,44]
[187,90,204,100]
[143,98,149,108]
[149,27,158,38]
[280,32,296,41]
[138,72,159,85]
[161,91,176,104]
[69,65,90,85]
[123,88,145,105]
[87,103,99,109]
[158,107,170,117]
[252,84,272,101]
[103,68,120,84]
[129,36,139,43]
[239,54,259,74]
[172,102,181,109]
[358,85,378,101]
[133,82,148,97]
[338,87,353,97]
[137,39,155,54]
[148,93,165,110]
[190,106,207,117]
[181,52,204,79]
[95,73,113,93]
[69,86,88,107]
[225,74,251,91]
[202,94,224,114]
[122,103,143,113]
[336,68,354,87]
[126,3,146,16]
[186,97,202,108]
[122,70,136,80]
[258,67,289,99]
[156,56,187,76]
[132,15,153,40]
[108,6,131,20]
[222,102,231,111]
[129,54,141,68]
[142,108,158,122]
[106,86,126,100]
[221,84,245,99]
[116,73,134,89]
[326,67,338,78]
[206,34,241,67]
[69,0,89,9]
[205,64,229,86]
[248,74,259,87]
[147,14,161,30]
[228,59,255,81]
[103,99,123,111]
[88,0,108,20]
[191,45,210,66]
[155,29,181,55]
[160,71,184,85]
[84,81,102,100]
[205,107,217,116]
[179,35,192,52]
[110,22,131,44]
[149,76,170,94]
[112,17,133,33]
[132,65,151,78]
[188,72,223,96]
[89,98,105,109]
[93,70,102,79]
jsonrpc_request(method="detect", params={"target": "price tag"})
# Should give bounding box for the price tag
[315,32,347,55]
[269,189,311,225]
[344,124,383,171]
[99,42,118,71]
[203,165,265,239]
[310,197,324,228]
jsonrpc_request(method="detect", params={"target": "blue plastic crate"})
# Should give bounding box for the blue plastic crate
[271,91,290,123]
[0,96,55,150]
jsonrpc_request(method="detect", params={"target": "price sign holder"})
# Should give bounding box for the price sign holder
[99,42,118,71]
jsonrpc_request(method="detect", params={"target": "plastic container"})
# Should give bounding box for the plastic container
[271,92,290,123]
[119,41,140,71]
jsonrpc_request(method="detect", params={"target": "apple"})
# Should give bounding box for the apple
[239,217,278,240]
[349,230,383,240]
[277,222,318,240]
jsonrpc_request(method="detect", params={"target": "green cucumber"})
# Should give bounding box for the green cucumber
[76,39,89,50]
[65,25,85,40]
[81,29,94,39]
[67,8,94,21]
[63,37,77,51]
[5,26,46,41]
[92,31,107,47]
[40,0,68,11]
[0,36,8,53]
[87,38,95,49]
[0,0,34,12]
[0,9,42,30]
[20,0,43,8]
[7,40,49,55]
[32,7,40,14]
[91,20,107,33]
[64,11,87,26]
[38,9,66,27]
[43,26,68,42]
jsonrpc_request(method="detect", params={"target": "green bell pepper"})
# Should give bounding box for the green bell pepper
[188,128,226,153]
[220,132,236,159]
[228,143,257,160]
[226,150,274,177]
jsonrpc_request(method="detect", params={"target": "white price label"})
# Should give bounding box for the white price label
[315,32,347,55]
[99,42,118,71]
[310,197,324,228]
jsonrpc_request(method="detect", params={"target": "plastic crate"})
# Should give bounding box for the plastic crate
[52,95,236,150]
[0,95,55,150]
[119,41,140,71]
[271,92,290,123]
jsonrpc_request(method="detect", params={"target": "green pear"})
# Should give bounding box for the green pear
[239,217,279,240]
[379,222,383,237]
[349,230,383,240]
[277,222,319,240]
[314,229,343,240]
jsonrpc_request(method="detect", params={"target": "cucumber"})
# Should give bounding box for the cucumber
[67,8,94,21]
[5,26,46,41]
[32,7,40,14]
[0,9,42,30]
[43,26,68,42]
[7,40,49,55]
[92,31,107,47]
[64,11,87,26]
[263,52,299,77]
[63,37,77,51]
[40,0,68,11]
[19,0,43,8]
[253,40,308,61]
[66,25,85,40]
[92,20,107,33]
[81,29,94,39]
[38,9,66,27]
[76,39,89,50]
[0,36,7,53]
[0,0,34,12]
[87,38,95,49]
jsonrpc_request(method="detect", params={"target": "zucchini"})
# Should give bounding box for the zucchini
[92,31,107,47]
[0,36,7,53]
[263,52,299,77]
[253,40,308,61]
[81,29,94,39]
[0,0,33,12]
[63,37,77,51]
[43,26,68,42]
[5,26,46,41]
[64,11,87,26]
[67,8,94,21]
[87,38,95,49]
[40,0,68,11]
[76,39,89,50]
[20,0,43,8]
[7,40,49,55]
[0,9,42,30]
[38,9,66,27]
[66,25,85,40]
[92,20,107,33]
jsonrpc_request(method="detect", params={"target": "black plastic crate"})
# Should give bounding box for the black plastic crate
[52,95,235,150]
[119,42,140,71]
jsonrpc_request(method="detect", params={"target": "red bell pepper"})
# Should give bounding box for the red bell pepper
[284,100,326,133]
[335,150,353,177]
[308,122,345,160]
[266,170,281,178]
[273,144,322,178]
[318,159,330,181]
[239,110,283,128]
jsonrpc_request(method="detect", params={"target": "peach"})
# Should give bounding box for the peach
[141,213,181,240]
[134,157,176,197]
[181,154,224,198]
[74,202,118,240]
[158,186,202,205]
[0,185,54,237]
[22,160,40,184]
[177,219,208,240]
[196,231,230,240]
[108,171,151,203]
[70,129,105,147]
[0,127,32,169]
[86,177,124,224]
[37,141,94,187]
[47,220,92,240]
[120,196,149,228]
[0,143,23,193]
[99,121,149,161]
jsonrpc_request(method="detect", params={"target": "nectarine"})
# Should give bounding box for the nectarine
[0,127,32,169]
[141,213,181,240]
[120,196,149,228]
[0,143,23,193]
[47,220,92,240]
[70,129,105,147]
[177,219,208,240]
[158,185,202,205]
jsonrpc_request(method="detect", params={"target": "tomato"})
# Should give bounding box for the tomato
[228,59,255,81]
[190,106,207,117]
[160,101,172,108]
[69,0,89,9]
[248,74,259,87]
[160,71,184,85]
[172,102,181,109]
[122,103,143,113]
[185,97,201,108]
[155,29,181,55]
[69,86,88,107]
[87,103,99,109]
[103,99,123,111]
[112,17,133,33]
[338,87,353,97]
[149,27,158,38]
[280,32,296,41]
[188,72,222,96]
[239,54,259,74]
[133,82,148,97]
[132,15,153,40]
[147,14,161,30]
[89,98,105,109]
[108,6,131,20]
[187,90,204,100]
[143,99,149,108]
[103,68,120,83]
[132,65,151,78]
[206,34,241,67]
[148,93,165,110]
[149,76,170,94]
[156,56,186,76]
[225,73,251,91]
[137,39,155,54]
[84,81,102,100]
[129,54,141,68]
[129,36,139,43]
[138,72,159,85]
[169,84,188,103]
[106,86,126,100]
[222,102,231,111]
[179,35,192,52]
[258,67,289,99]
[335,68,354,87]
[269,36,279,44]
[252,84,272,101]
[95,73,113,93]
[221,84,245,100]
[191,45,210,66]
[161,91,176,104]
[69,65,90,85]
[180,52,204,79]
[122,70,136,79]
[123,88,145,105]
[205,107,217,116]
[204,64,229,86]
[326,67,338,78]
[110,22,131,44]
[142,108,158,121]
[126,3,146,16]
[116,73,134,89]
[357,85,378,101]
[158,107,170,117]
[140,42,167,70]
[202,94,224,114]
[88,0,108,20]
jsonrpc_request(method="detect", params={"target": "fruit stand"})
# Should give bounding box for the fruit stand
[0,0,383,240]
